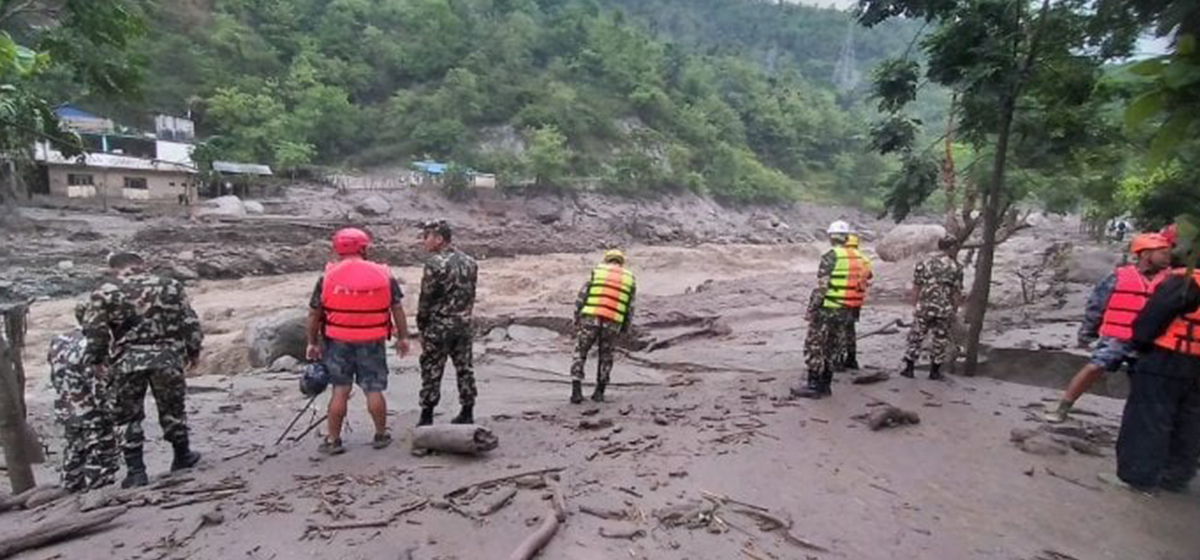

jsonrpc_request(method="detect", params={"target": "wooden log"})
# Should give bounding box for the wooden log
[23,487,69,509]
[505,507,560,560]
[477,487,518,517]
[0,506,127,559]
[412,424,499,455]
[0,309,38,494]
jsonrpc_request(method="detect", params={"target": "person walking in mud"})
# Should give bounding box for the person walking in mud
[305,228,410,455]
[898,235,963,381]
[82,252,204,488]
[794,220,863,399]
[1102,244,1200,493]
[834,233,872,371]
[416,220,479,426]
[570,249,637,404]
[1044,233,1172,423]
[49,301,119,492]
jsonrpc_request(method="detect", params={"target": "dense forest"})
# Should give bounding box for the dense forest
[38,0,931,204]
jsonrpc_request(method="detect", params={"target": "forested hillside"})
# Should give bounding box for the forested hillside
[45,0,926,204]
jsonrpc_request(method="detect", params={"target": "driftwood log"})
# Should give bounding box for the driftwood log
[0,302,42,494]
[506,507,560,560]
[412,424,499,455]
[0,506,127,559]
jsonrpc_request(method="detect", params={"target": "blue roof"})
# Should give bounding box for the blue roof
[55,104,104,120]
[411,160,448,175]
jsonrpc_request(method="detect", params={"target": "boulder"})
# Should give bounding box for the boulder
[355,194,392,217]
[245,308,309,368]
[201,195,247,217]
[1064,247,1119,284]
[876,224,947,263]
[56,260,74,271]
[243,200,266,215]
[270,355,301,372]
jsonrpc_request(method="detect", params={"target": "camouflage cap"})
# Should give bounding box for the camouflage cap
[420,219,452,240]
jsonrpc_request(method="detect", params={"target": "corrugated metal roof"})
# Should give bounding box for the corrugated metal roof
[35,142,196,174]
[213,161,274,176]
[55,105,104,120]
[412,160,448,175]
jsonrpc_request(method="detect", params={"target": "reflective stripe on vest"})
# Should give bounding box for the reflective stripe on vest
[321,259,393,342]
[579,264,635,324]
[1098,265,1162,341]
[824,247,867,309]
[1154,270,1200,356]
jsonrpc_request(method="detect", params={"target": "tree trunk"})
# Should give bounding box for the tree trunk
[412,424,499,455]
[0,506,127,559]
[963,93,1018,376]
[0,303,42,494]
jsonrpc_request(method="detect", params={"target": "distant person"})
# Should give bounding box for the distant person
[49,301,119,492]
[306,228,409,455]
[416,220,479,426]
[1044,234,1172,423]
[898,235,964,380]
[1116,221,1128,242]
[82,252,203,488]
[570,249,637,404]
[794,220,863,399]
[834,233,872,371]
[1102,247,1200,493]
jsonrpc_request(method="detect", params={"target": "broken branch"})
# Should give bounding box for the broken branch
[444,467,564,499]
[505,507,561,560]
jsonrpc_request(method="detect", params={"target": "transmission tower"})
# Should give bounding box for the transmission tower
[832,19,860,93]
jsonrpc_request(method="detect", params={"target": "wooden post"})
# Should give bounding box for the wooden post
[0,302,43,494]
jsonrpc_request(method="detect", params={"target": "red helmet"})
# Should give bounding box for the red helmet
[1161,223,1178,247]
[332,228,371,256]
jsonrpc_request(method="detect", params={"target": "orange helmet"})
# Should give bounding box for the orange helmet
[332,228,371,256]
[1131,233,1170,254]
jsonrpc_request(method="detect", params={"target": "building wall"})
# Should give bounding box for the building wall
[47,166,196,201]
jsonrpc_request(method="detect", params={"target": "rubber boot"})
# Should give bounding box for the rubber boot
[590,382,607,403]
[417,407,434,427]
[451,405,474,425]
[570,381,584,404]
[170,438,202,472]
[900,359,915,379]
[844,356,859,371]
[121,448,149,489]
[928,363,944,381]
[791,372,825,399]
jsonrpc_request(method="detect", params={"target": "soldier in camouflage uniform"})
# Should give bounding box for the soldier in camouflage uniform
[794,221,864,399]
[50,301,119,492]
[899,235,964,380]
[82,252,204,488]
[416,220,479,426]
[570,249,637,404]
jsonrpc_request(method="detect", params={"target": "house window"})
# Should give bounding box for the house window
[124,177,148,190]
[67,173,94,186]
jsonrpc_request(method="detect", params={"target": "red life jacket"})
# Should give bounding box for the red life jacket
[1098,265,1164,341]
[321,258,393,342]
[1154,269,1200,356]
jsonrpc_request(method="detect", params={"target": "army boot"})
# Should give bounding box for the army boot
[843,356,860,371]
[791,372,825,399]
[928,363,944,381]
[451,405,474,425]
[820,370,834,397]
[417,407,434,427]
[900,359,916,379]
[170,437,202,472]
[570,381,584,404]
[590,382,607,403]
[121,448,149,489]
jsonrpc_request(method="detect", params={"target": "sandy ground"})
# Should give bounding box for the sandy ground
[6,233,1200,560]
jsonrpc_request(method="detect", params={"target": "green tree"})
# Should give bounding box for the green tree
[524,125,571,188]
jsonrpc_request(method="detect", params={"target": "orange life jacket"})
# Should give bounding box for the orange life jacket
[1098,265,1164,341]
[321,258,393,342]
[1154,269,1200,356]
[824,247,869,309]
[579,263,636,324]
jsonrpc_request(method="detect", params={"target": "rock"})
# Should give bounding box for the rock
[178,250,196,261]
[876,224,947,263]
[579,418,614,430]
[244,308,309,368]
[243,200,265,215]
[270,355,301,372]
[355,194,392,216]
[168,265,199,281]
[201,195,247,217]
[1068,439,1104,457]
[507,324,559,343]
[56,260,74,271]
[1017,434,1069,456]
[1065,247,1119,284]
[1009,428,1039,443]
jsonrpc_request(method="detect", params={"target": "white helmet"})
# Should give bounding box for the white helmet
[827,220,852,235]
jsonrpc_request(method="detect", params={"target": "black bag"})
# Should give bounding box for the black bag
[300,361,329,397]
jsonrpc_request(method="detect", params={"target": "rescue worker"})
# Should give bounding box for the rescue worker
[1044,233,1172,422]
[570,250,637,404]
[794,220,864,399]
[1104,248,1200,492]
[82,252,203,488]
[416,220,479,426]
[899,235,964,380]
[50,301,119,492]
[835,233,872,370]
[305,228,410,455]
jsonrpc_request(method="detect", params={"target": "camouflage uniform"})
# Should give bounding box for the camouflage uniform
[49,311,119,492]
[82,272,203,455]
[570,279,635,385]
[904,254,963,364]
[417,247,479,410]
[804,250,854,377]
